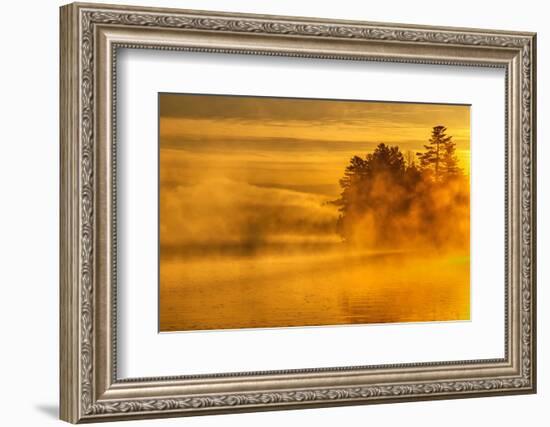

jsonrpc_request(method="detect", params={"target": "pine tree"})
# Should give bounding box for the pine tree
[364,143,405,177]
[440,136,462,178]
[333,155,367,211]
[416,125,452,181]
[331,144,407,242]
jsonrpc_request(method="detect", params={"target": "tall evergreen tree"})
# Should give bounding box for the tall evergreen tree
[332,143,407,242]
[416,125,452,181]
[440,136,461,178]
[364,143,405,177]
[334,144,405,214]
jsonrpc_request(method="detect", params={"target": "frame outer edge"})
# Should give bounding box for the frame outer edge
[59,2,537,422]
[60,3,81,424]
[528,33,537,393]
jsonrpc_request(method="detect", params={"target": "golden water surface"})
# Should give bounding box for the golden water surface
[160,249,470,331]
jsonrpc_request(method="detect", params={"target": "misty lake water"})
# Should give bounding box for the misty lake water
[159,247,470,332]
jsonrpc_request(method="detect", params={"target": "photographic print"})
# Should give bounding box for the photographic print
[159,93,470,332]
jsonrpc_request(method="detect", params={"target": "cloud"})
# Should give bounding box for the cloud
[159,94,471,156]
[160,93,470,124]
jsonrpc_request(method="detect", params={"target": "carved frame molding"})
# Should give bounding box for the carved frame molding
[60,2,536,423]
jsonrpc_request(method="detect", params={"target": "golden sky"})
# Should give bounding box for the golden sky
[160,93,470,147]
[160,93,470,199]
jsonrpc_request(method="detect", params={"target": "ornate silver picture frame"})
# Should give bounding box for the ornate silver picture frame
[60,2,536,423]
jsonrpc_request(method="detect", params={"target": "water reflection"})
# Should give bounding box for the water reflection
[159,247,469,332]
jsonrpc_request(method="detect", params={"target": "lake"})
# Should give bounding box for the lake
[159,247,470,332]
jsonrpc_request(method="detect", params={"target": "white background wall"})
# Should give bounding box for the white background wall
[0,0,545,425]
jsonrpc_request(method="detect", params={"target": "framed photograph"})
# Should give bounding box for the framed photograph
[60,2,537,423]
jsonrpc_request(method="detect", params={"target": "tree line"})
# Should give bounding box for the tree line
[331,125,469,250]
